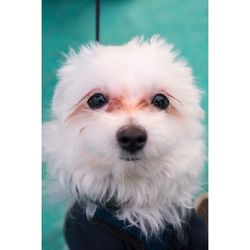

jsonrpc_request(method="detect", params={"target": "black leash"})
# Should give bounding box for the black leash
[95,0,100,41]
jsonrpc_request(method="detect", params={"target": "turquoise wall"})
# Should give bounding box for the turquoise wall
[42,0,208,249]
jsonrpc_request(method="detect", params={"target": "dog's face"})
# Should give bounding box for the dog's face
[43,36,204,232]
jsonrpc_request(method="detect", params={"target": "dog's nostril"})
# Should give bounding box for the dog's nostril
[117,126,147,154]
[120,137,129,144]
[137,136,146,143]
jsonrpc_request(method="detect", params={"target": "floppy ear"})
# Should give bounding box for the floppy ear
[43,121,76,208]
[42,121,59,164]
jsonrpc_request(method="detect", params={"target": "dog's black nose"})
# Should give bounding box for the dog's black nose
[117,126,147,153]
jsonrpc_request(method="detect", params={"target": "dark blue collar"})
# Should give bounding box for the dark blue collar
[92,205,175,250]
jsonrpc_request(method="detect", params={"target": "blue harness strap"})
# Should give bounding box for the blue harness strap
[92,206,175,250]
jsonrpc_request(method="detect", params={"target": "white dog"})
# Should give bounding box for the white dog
[43,36,206,250]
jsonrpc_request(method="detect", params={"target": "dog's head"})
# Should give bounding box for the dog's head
[43,36,205,234]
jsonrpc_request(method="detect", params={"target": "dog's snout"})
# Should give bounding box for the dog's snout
[117,126,147,153]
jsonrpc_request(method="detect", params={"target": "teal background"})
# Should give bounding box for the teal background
[42,0,208,249]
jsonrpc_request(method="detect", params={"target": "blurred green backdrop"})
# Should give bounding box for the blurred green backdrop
[42,0,208,249]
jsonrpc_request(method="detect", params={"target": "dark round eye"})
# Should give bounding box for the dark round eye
[87,93,108,109]
[151,94,170,110]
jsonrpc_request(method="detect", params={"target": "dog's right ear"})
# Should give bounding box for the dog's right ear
[42,121,59,163]
[43,121,76,208]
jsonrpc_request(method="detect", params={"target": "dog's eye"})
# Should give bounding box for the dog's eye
[151,94,170,110]
[87,93,108,109]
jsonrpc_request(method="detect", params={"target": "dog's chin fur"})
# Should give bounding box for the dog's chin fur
[43,35,205,237]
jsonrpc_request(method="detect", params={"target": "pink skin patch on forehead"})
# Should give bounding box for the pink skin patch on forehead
[106,96,150,113]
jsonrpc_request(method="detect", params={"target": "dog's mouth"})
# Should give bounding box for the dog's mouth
[120,155,140,162]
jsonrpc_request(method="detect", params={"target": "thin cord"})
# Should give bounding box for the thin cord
[95,0,100,41]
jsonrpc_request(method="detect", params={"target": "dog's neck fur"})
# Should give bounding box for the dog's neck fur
[63,158,200,237]
[44,130,203,237]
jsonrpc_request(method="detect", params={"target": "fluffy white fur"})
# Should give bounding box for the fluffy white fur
[43,36,205,236]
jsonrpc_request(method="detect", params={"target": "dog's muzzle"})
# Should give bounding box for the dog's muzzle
[116,125,147,154]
